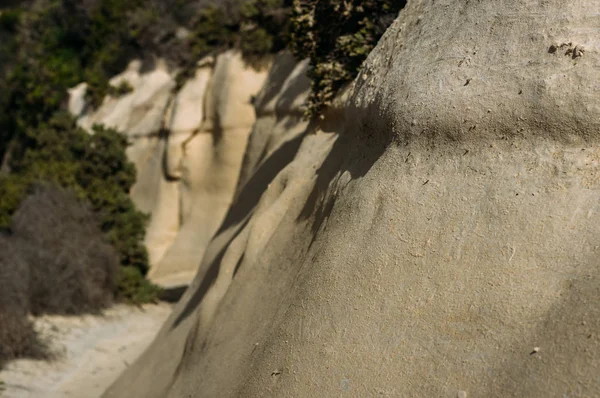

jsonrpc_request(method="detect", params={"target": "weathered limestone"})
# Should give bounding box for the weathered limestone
[150,52,268,287]
[104,0,600,397]
[235,52,311,191]
[103,50,314,397]
[70,51,268,288]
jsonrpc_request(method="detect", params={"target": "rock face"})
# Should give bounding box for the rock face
[70,51,268,287]
[105,0,600,397]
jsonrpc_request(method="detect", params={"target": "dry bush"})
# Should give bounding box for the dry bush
[10,183,118,315]
[0,183,119,367]
[0,234,47,367]
[0,309,47,368]
[0,233,29,315]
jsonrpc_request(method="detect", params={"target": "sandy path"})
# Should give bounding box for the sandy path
[0,303,172,398]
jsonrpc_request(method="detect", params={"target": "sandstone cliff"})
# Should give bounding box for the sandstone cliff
[105,0,600,396]
[70,51,268,288]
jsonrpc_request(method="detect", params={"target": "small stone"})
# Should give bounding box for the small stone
[458,391,468,398]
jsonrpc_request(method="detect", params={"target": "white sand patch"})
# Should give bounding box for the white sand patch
[0,303,171,398]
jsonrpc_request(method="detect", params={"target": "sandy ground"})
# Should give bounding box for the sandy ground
[0,303,172,398]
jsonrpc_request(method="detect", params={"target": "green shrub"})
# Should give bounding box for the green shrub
[0,1,178,303]
[108,80,134,97]
[174,0,291,90]
[0,9,21,32]
[288,0,405,116]
[0,174,29,231]
[172,6,235,90]
[0,113,156,302]
[85,72,110,110]
[239,0,291,65]
[117,266,162,305]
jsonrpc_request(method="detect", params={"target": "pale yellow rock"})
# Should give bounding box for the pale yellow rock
[105,1,600,397]
[168,59,213,134]
[69,52,267,282]
[164,58,214,180]
[127,136,166,214]
[77,59,173,137]
[72,59,176,224]
[143,187,180,269]
[140,60,215,267]
[148,51,269,287]
[67,82,88,117]
[69,61,179,261]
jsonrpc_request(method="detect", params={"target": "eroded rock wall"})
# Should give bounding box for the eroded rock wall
[103,49,315,398]
[70,51,268,287]
[105,0,600,397]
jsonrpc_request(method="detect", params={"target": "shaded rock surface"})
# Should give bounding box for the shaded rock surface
[105,0,600,397]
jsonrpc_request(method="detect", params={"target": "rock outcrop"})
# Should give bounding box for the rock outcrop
[70,51,268,288]
[106,0,600,396]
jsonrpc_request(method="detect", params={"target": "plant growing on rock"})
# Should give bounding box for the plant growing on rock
[108,80,134,97]
[288,0,406,117]
[174,0,292,90]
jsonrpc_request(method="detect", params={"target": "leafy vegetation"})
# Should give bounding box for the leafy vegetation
[0,114,156,301]
[0,0,292,366]
[1,0,293,147]
[108,80,134,97]
[174,0,292,90]
[0,1,163,302]
[288,0,405,116]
